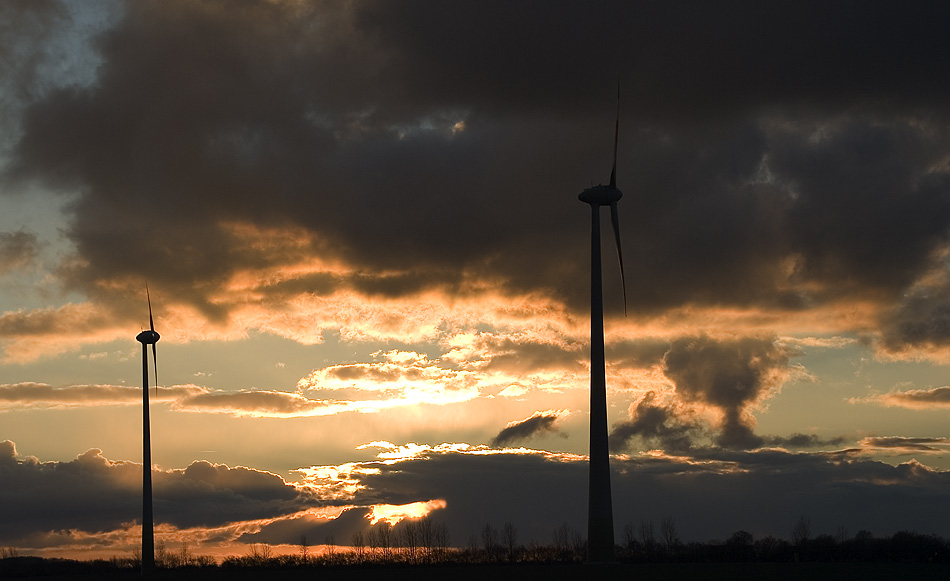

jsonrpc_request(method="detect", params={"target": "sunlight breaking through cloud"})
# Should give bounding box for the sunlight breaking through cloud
[368,500,447,525]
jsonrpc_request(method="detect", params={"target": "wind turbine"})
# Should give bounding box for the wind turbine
[135,286,160,575]
[577,86,626,563]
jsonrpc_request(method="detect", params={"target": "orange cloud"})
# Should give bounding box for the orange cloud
[0,382,206,410]
[858,436,950,456]
[854,386,950,410]
[173,389,346,418]
[0,237,889,372]
[0,302,128,363]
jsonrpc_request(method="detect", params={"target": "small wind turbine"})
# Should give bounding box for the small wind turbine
[577,85,626,563]
[135,285,160,576]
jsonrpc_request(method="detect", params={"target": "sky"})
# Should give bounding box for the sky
[3,0,950,560]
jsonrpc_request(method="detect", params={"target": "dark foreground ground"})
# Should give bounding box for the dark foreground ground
[6,562,950,581]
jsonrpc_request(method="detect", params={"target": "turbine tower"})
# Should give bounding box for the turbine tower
[577,86,626,563]
[135,286,160,576]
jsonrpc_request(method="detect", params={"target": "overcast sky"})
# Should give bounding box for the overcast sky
[3,0,950,559]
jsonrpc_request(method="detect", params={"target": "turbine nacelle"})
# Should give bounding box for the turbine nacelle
[140,284,160,391]
[578,184,623,206]
[136,329,160,345]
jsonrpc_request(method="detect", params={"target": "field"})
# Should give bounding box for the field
[6,561,950,581]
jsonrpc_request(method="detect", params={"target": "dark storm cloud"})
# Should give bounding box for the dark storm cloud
[609,392,703,453]
[342,447,589,542]
[355,1,950,119]
[769,120,950,301]
[878,281,950,356]
[663,335,793,449]
[490,411,565,447]
[763,433,848,449]
[609,391,840,453]
[5,0,950,340]
[156,460,303,529]
[0,441,315,545]
[0,0,67,123]
[0,230,39,273]
[860,436,950,455]
[6,440,950,548]
[316,444,950,544]
[611,455,950,543]
[607,339,670,370]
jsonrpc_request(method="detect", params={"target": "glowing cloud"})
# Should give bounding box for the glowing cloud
[297,350,481,411]
[0,382,206,409]
[174,389,344,418]
[858,386,950,410]
[0,302,129,363]
[368,500,447,526]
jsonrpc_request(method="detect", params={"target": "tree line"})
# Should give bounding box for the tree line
[226,515,950,566]
[3,515,950,575]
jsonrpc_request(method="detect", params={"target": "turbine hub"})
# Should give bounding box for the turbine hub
[578,184,623,206]
[136,330,160,345]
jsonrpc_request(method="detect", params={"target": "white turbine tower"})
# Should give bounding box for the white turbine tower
[135,286,160,576]
[577,86,626,563]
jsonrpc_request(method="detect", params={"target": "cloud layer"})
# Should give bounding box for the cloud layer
[3,0,950,559]
[1,0,950,362]
[0,440,311,548]
[490,410,568,447]
[6,440,950,553]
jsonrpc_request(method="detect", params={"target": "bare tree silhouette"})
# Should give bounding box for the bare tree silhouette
[400,521,419,563]
[551,522,585,561]
[638,519,657,558]
[480,522,499,562]
[419,517,434,563]
[661,516,680,556]
[502,521,519,562]
[350,531,364,563]
[792,515,812,546]
[433,520,451,561]
[246,543,272,565]
[621,522,636,558]
[323,536,337,564]
[371,521,392,560]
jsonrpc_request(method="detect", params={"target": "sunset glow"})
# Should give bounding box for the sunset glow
[3,0,950,563]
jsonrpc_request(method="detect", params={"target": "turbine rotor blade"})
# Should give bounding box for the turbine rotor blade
[146,283,155,333]
[609,82,619,189]
[609,202,627,316]
[151,343,158,396]
[145,282,158,394]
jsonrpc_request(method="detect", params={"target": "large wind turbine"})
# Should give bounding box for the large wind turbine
[135,286,160,575]
[578,87,626,563]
